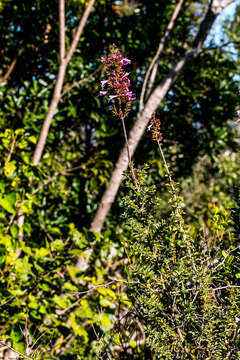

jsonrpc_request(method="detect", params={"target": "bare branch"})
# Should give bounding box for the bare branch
[139,0,185,111]
[65,0,96,66]
[0,341,33,360]
[33,0,96,166]
[0,48,24,83]
[212,0,235,14]
[30,173,59,196]
[213,285,240,291]
[0,134,17,176]
[59,0,65,62]
[213,245,240,271]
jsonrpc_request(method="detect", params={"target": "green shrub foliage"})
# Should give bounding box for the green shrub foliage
[96,159,240,359]
[0,129,129,359]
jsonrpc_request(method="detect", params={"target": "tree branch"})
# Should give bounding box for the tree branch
[0,48,24,83]
[65,0,95,66]
[59,0,65,62]
[0,341,33,360]
[139,0,185,111]
[33,0,96,166]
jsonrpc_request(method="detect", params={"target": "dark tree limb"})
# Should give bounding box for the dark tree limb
[0,48,24,82]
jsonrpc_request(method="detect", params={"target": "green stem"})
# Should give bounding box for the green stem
[121,116,140,191]
[157,141,196,271]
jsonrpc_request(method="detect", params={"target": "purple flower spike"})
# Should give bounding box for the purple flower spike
[99,44,135,118]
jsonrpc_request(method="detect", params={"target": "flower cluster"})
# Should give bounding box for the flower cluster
[235,105,240,123]
[148,112,163,143]
[99,44,135,119]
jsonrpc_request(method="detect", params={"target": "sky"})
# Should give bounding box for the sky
[207,0,240,45]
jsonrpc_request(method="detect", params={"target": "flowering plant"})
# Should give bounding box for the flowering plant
[100,44,135,120]
[100,44,139,190]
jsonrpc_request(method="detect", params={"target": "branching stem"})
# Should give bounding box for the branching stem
[157,140,196,271]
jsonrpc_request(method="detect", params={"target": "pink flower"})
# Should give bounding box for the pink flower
[99,91,108,96]
[121,72,129,80]
[121,58,131,65]
[101,57,107,62]
[109,95,118,100]
[235,317,240,323]
[101,80,108,88]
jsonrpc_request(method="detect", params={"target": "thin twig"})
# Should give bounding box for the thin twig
[213,285,240,291]
[213,244,240,271]
[120,116,140,191]
[30,174,59,196]
[61,66,100,96]
[0,135,17,176]
[0,340,33,360]
[6,136,17,163]
[177,327,192,358]
[121,116,131,163]
[40,222,55,242]
[69,279,161,298]
[0,48,24,82]
[0,295,16,307]
[6,214,16,233]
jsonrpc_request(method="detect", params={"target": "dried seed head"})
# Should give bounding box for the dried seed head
[148,112,163,143]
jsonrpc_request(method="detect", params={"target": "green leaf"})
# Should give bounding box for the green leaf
[0,193,16,214]
[4,161,16,178]
[10,329,24,354]
[10,224,18,238]
[99,313,113,331]
[28,135,37,144]
[53,295,69,309]
[50,239,65,251]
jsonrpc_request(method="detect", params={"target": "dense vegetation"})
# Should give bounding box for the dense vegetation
[0,0,240,358]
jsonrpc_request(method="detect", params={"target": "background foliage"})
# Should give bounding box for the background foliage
[0,0,240,358]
